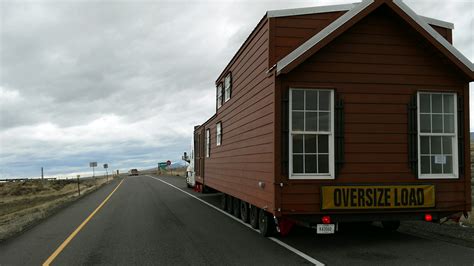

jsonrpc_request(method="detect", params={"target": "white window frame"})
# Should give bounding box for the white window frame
[216,122,222,146]
[289,88,335,180]
[224,73,231,102]
[206,129,210,158]
[417,91,458,179]
[217,83,223,109]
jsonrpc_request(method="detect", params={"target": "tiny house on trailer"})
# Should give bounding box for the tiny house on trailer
[193,0,474,235]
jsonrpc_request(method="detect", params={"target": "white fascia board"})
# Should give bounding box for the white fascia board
[276,0,374,75]
[267,3,357,18]
[393,0,473,72]
[419,15,454,30]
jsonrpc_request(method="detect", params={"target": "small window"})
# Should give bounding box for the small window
[216,122,222,146]
[224,73,232,102]
[289,89,335,179]
[418,92,458,178]
[217,83,223,109]
[206,129,210,158]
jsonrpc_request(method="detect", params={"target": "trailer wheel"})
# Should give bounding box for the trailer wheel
[232,198,241,218]
[382,220,400,231]
[249,205,259,229]
[240,201,249,223]
[220,194,227,211]
[258,209,275,237]
[226,195,233,214]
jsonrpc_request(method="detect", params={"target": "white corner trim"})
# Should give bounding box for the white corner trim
[276,0,374,75]
[267,3,357,18]
[393,0,473,72]
[419,15,454,30]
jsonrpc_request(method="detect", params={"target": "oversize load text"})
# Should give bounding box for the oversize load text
[321,185,435,209]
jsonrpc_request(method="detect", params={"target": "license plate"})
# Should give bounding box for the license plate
[316,224,335,234]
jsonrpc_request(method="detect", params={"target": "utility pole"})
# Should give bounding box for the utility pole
[77,175,81,196]
[41,167,44,180]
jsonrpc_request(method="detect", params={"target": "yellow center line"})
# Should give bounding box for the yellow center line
[42,178,125,266]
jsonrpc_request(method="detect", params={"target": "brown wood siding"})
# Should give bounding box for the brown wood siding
[270,11,346,66]
[200,19,276,211]
[430,24,452,44]
[278,7,470,215]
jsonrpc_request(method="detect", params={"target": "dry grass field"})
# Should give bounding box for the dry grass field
[0,176,115,241]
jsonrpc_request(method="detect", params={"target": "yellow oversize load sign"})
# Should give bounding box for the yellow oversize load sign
[321,185,435,210]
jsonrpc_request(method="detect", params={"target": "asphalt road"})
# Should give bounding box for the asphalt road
[1,175,473,265]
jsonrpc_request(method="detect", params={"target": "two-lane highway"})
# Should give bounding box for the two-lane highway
[1,175,474,265]
[0,175,310,265]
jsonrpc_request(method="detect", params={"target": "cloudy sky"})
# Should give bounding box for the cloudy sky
[0,0,473,179]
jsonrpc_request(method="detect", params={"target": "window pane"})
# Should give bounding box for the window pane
[444,114,454,133]
[420,94,431,113]
[318,155,329,173]
[306,112,317,131]
[305,155,317,173]
[430,136,441,154]
[443,94,454,113]
[292,111,304,131]
[431,156,442,174]
[292,90,304,110]
[319,91,330,111]
[293,134,303,153]
[293,155,303,173]
[443,156,453,174]
[432,114,442,133]
[420,114,431,133]
[420,136,430,154]
[319,112,330,131]
[306,91,318,111]
[442,137,452,155]
[421,156,430,174]
[318,135,328,154]
[304,135,316,153]
[432,94,442,113]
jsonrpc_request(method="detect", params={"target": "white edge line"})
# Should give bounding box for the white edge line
[145,175,324,266]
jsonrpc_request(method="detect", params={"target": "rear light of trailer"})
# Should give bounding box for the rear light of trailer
[424,213,433,222]
[322,216,331,224]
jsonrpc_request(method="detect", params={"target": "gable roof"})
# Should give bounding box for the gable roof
[275,0,474,79]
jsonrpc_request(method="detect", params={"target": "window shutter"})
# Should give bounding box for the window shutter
[335,94,345,177]
[407,94,418,176]
[457,95,464,176]
[282,89,289,176]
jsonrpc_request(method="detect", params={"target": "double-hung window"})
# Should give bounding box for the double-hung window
[224,73,231,102]
[216,122,222,146]
[217,83,223,109]
[418,92,458,178]
[289,89,335,179]
[206,129,210,158]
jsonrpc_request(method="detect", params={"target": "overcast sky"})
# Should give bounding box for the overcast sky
[0,0,473,179]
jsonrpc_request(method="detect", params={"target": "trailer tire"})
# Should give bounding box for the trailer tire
[226,195,233,214]
[382,221,400,231]
[258,209,275,237]
[220,194,227,211]
[233,198,241,218]
[240,201,249,223]
[249,205,259,229]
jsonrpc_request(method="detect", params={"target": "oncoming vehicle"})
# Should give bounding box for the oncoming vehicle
[128,169,139,176]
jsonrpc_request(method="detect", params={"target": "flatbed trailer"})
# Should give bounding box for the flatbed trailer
[193,0,473,235]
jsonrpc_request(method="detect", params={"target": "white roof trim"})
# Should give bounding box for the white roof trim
[276,0,473,75]
[267,2,453,30]
[267,3,357,18]
[393,0,473,72]
[420,15,454,30]
[276,0,374,74]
